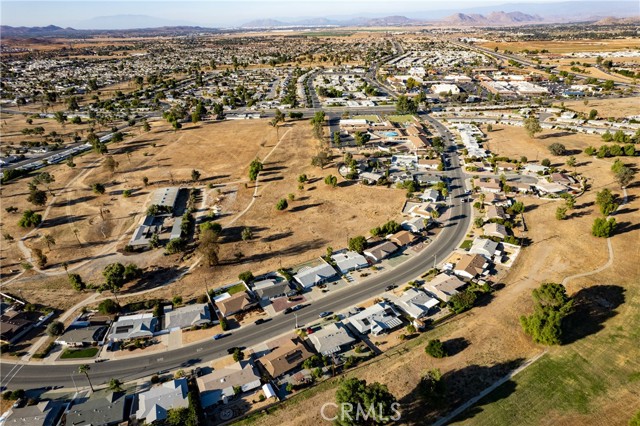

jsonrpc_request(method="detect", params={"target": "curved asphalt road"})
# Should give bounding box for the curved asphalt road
[0,116,471,390]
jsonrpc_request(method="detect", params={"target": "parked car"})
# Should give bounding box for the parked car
[319,311,332,318]
[384,284,397,291]
[254,318,268,325]
[212,333,226,340]
[284,307,294,314]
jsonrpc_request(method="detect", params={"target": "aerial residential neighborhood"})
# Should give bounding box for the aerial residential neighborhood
[0,1,638,425]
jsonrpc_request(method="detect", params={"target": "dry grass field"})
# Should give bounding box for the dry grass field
[479,39,640,54]
[236,125,640,426]
[561,97,640,119]
[1,118,405,308]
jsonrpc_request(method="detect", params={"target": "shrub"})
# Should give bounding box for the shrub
[69,273,85,291]
[98,299,120,314]
[425,339,447,358]
[275,198,288,210]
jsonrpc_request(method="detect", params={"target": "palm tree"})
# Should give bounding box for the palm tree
[42,234,56,251]
[109,378,123,392]
[78,364,94,392]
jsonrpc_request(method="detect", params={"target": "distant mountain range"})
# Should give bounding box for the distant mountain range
[241,12,546,28]
[442,11,544,26]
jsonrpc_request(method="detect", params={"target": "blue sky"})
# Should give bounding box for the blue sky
[0,0,622,28]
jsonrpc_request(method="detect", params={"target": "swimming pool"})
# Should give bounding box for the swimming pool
[383,131,399,137]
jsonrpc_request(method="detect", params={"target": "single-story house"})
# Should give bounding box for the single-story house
[331,251,369,274]
[293,260,338,289]
[523,163,549,175]
[164,303,212,330]
[3,400,64,426]
[401,217,426,234]
[197,360,262,407]
[347,302,403,336]
[394,288,439,319]
[252,279,292,301]
[469,238,501,259]
[108,313,156,342]
[406,202,439,219]
[425,273,467,302]
[388,230,417,247]
[535,180,567,194]
[0,311,35,344]
[364,241,399,262]
[483,222,508,239]
[308,322,356,355]
[418,158,441,170]
[476,179,502,193]
[485,205,507,220]
[215,292,257,318]
[360,172,384,184]
[257,337,314,379]
[420,189,440,202]
[454,254,489,279]
[135,378,189,423]
[57,325,107,347]
[65,391,128,426]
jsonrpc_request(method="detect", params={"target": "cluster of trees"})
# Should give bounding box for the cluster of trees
[348,235,367,254]
[310,111,325,141]
[395,95,418,115]
[584,144,636,159]
[102,262,142,295]
[611,159,636,188]
[324,175,338,188]
[602,129,637,144]
[520,283,573,345]
[334,378,398,425]
[354,130,371,146]
[370,220,401,237]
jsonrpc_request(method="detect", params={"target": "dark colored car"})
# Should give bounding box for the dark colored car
[254,318,268,325]
[384,284,397,291]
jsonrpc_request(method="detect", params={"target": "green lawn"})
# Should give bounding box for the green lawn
[460,240,473,250]
[227,283,246,295]
[351,115,380,122]
[60,347,99,359]
[387,114,416,124]
[452,283,640,425]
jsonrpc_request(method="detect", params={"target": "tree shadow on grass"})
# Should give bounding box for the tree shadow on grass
[562,284,625,345]
[399,358,525,425]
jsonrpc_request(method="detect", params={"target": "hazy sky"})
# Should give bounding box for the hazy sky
[0,0,618,28]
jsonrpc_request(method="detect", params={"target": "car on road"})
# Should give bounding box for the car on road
[284,307,294,314]
[254,318,270,325]
[384,284,397,291]
[319,311,332,318]
[212,333,227,340]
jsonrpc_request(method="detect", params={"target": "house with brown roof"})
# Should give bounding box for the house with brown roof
[476,179,502,194]
[215,292,257,318]
[425,273,467,302]
[453,254,489,279]
[388,230,417,247]
[0,311,34,344]
[483,222,509,239]
[485,205,507,220]
[364,241,399,262]
[257,337,314,379]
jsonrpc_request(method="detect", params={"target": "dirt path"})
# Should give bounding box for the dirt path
[226,126,292,227]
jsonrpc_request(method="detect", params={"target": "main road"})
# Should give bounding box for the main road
[1,116,471,390]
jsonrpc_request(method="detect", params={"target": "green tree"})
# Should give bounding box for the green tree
[46,321,64,337]
[191,169,201,182]
[98,299,120,314]
[241,227,253,241]
[103,263,126,292]
[524,116,542,138]
[520,283,573,345]
[541,158,551,167]
[425,339,446,358]
[334,378,397,426]
[232,348,245,362]
[92,183,106,195]
[595,189,618,216]
[418,369,445,402]
[298,174,308,183]
[238,271,254,283]
[588,109,598,120]
[248,158,263,181]
[566,156,576,168]
[18,210,42,228]
[592,217,616,238]
[324,174,338,188]
[395,95,418,114]
[27,188,47,207]
[198,229,220,267]
[348,236,367,254]
[449,290,477,313]
[548,143,566,156]
[69,273,85,291]
[109,378,123,392]
[103,156,118,174]
[555,206,567,220]
[275,198,288,211]
[78,364,94,392]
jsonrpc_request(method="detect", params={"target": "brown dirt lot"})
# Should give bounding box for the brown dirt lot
[479,39,640,54]
[561,97,640,119]
[1,119,406,309]
[237,126,639,426]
